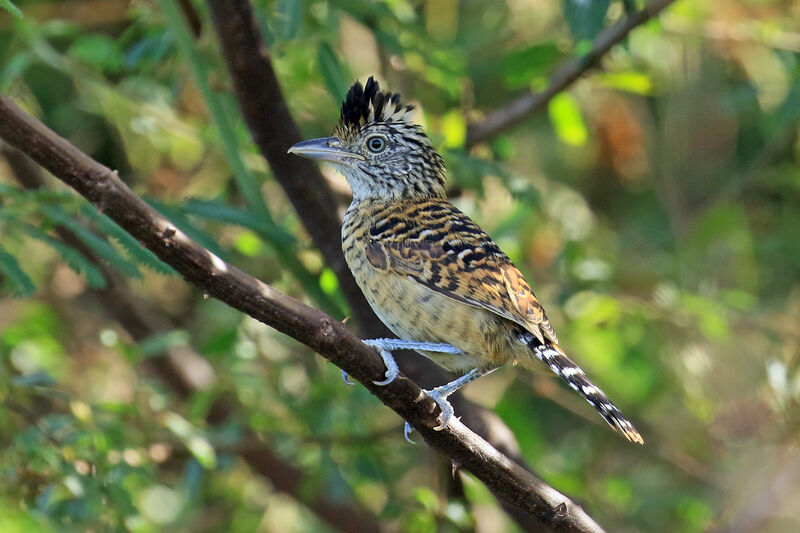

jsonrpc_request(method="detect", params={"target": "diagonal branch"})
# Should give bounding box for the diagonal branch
[465,0,677,147]
[0,94,605,533]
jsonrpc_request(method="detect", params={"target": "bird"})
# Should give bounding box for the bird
[289,76,643,444]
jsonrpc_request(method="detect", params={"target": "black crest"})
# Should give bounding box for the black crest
[339,76,410,129]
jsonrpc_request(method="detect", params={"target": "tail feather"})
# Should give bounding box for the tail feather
[518,332,644,444]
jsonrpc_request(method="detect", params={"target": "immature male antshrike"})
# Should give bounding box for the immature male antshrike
[289,77,643,444]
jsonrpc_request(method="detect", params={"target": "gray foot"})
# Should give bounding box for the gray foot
[362,338,461,386]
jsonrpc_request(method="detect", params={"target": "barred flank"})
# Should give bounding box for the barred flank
[518,332,644,444]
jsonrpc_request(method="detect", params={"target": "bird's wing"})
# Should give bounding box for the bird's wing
[366,201,558,345]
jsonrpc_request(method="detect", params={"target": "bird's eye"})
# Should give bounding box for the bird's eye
[366,136,386,153]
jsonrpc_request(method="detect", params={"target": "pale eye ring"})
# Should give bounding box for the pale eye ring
[366,136,386,153]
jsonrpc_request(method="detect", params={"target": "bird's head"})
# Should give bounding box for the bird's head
[289,77,446,201]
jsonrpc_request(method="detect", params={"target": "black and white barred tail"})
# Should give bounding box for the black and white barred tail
[518,331,644,444]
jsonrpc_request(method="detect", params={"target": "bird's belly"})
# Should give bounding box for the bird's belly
[348,258,515,372]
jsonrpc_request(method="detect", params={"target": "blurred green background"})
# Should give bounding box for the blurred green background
[1,0,799,531]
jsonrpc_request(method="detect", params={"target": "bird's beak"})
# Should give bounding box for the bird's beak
[287,137,365,164]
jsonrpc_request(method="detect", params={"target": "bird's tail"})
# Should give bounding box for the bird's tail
[518,331,644,444]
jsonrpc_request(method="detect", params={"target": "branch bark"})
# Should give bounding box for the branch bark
[465,0,677,147]
[0,94,604,533]
[1,144,384,533]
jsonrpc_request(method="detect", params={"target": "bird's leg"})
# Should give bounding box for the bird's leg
[359,338,462,386]
[420,365,499,431]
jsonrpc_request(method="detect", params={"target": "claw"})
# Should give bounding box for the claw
[341,370,355,385]
[425,387,455,431]
[373,373,397,386]
[371,347,400,386]
[403,421,415,443]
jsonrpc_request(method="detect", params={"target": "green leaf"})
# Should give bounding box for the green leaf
[413,487,439,511]
[12,371,56,387]
[0,245,35,297]
[21,225,107,289]
[502,44,562,88]
[80,205,176,275]
[0,51,32,89]
[548,92,588,146]
[146,199,227,258]
[233,230,262,257]
[318,268,339,295]
[67,34,123,72]
[181,199,295,247]
[318,42,348,101]
[138,330,191,358]
[440,110,466,149]
[161,412,216,469]
[274,0,303,40]
[0,0,22,18]
[598,71,653,95]
[40,206,142,279]
[563,0,609,41]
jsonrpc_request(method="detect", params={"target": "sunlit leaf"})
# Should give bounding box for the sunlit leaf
[160,412,216,469]
[234,230,263,257]
[598,71,653,95]
[440,109,466,148]
[319,268,339,295]
[548,92,588,146]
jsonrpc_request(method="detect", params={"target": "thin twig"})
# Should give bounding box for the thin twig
[0,94,605,533]
[465,0,677,147]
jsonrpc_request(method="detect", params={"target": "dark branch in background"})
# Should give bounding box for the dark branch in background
[200,0,378,337]
[0,144,383,533]
[0,96,605,533]
[176,0,202,37]
[200,2,572,530]
[465,0,677,147]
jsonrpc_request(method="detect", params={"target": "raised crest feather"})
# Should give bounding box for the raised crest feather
[339,76,414,131]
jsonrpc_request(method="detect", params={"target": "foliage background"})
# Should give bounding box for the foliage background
[1,0,800,531]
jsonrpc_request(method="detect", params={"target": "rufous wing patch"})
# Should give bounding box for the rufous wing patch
[501,263,557,344]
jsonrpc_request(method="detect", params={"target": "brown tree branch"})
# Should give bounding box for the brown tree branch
[465,0,677,147]
[0,94,605,533]
[1,144,384,533]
